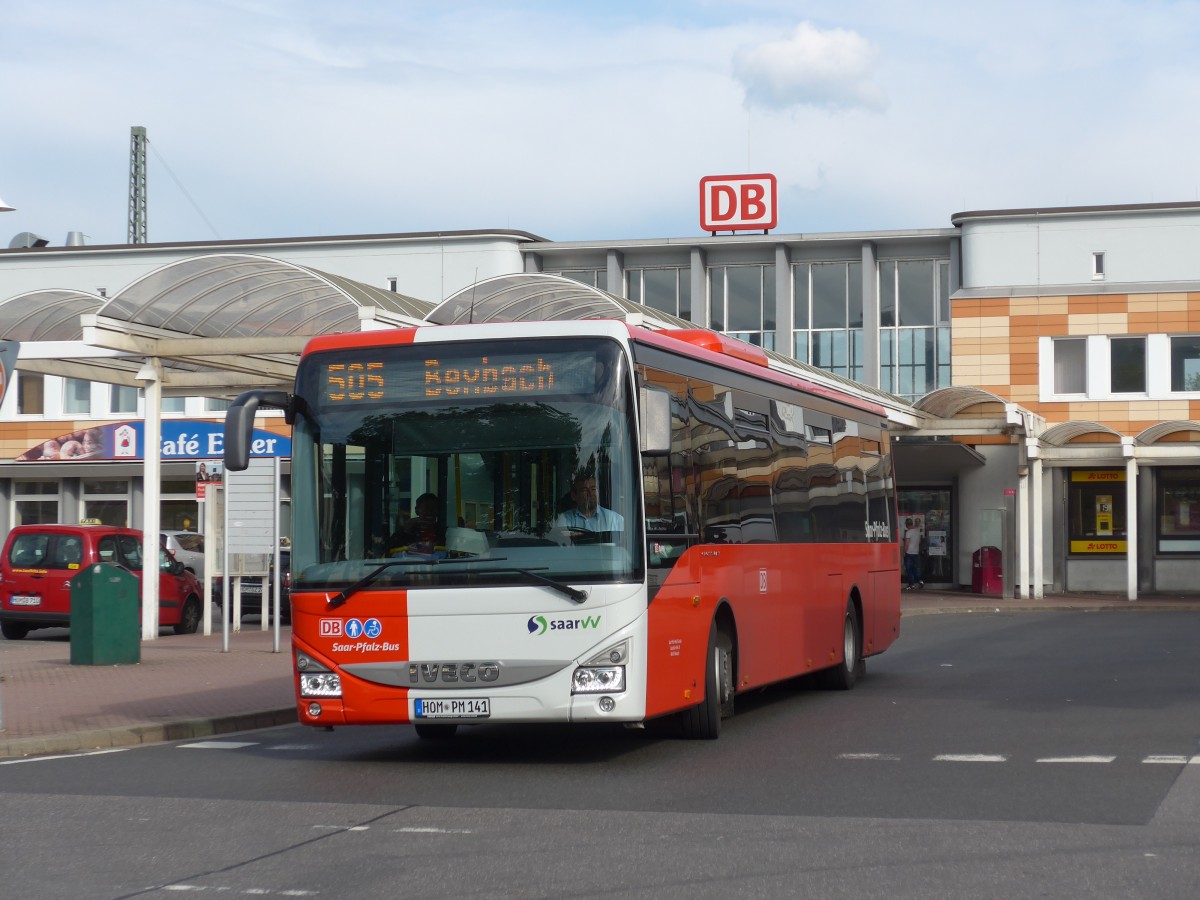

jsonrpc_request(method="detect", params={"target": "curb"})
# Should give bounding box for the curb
[902,602,1200,616]
[0,707,297,760]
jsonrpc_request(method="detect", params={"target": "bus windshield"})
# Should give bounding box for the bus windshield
[289,336,643,593]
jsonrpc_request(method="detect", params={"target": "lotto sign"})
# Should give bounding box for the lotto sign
[700,173,778,232]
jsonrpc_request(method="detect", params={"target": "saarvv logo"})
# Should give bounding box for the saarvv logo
[527,614,601,634]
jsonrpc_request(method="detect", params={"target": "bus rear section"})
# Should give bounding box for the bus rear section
[226,316,900,740]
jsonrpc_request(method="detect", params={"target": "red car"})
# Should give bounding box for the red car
[0,524,204,640]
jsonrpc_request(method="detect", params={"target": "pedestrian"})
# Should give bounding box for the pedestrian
[902,517,924,590]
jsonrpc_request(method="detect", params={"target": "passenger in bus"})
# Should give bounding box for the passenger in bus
[554,472,624,536]
[389,493,445,556]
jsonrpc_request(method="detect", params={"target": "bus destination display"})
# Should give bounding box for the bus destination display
[321,348,600,406]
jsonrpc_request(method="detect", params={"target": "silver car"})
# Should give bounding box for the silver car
[161,531,205,582]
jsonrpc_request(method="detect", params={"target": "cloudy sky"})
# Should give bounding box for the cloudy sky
[3,0,1200,248]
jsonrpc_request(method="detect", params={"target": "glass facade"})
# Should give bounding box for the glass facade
[627,267,690,319]
[709,264,775,350]
[878,259,951,401]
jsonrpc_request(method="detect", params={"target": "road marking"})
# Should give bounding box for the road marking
[178,741,259,750]
[838,753,901,761]
[312,825,370,831]
[1037,756,1116,764]
[934,754,1007,763]
[0,748,130,765]
[1143,755,1200,764]
[392,826,474,834]
[160,888,317,895]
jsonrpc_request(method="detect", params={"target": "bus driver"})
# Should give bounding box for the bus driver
[555,471,624,535]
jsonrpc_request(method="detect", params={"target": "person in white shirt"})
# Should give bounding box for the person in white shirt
[555,472,624,535]
[902,517,924,590]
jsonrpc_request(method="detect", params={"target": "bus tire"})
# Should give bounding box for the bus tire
[818,601,862,691]
[681,625,733,740]
[414,723,458,740]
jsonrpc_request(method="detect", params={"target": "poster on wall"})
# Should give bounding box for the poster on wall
[16,421,289,462]
[927,531,947,556]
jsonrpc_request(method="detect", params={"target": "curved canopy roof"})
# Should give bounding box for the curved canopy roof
[0,289,105,340]
[1135,420,1200,444]
[428,272,693,330]
[109,254,432,338]
[4,254,433,397]
[914,386,1010,418]
[1040,421,1123,446]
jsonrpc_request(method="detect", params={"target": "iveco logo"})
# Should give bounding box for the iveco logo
[407,662,500,684]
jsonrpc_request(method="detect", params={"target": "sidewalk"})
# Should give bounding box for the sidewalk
[0,625,296,759]
[4,590,1200,759]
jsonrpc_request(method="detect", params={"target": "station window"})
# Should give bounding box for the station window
[63,378,92,415]
[17,372,44,415]
[627,267,690,319]
[13,481,59,525]
[1110,336,1146,394]
[1053,339,1087,394]
[1067,470,1126,555]
[1170,336,1200,392]
[1157,468,1200,553]
[83,479,130,527]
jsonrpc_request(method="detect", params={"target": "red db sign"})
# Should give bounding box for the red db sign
[700,174,777,232]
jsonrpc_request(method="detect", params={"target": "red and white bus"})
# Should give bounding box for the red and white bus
[225,290,900,740]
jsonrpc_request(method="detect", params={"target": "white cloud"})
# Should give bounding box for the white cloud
[732,22,887,113]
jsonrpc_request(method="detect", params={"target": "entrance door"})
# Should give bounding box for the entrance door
[897,488,952,585]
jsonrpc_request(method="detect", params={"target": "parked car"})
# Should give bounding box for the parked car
[215,548,291,624]
[0,524,205,640]
[161,531,205,581]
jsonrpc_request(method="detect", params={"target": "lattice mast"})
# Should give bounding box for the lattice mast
[127,126,147,244]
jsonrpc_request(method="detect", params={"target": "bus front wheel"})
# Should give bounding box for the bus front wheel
[681,625,734,740]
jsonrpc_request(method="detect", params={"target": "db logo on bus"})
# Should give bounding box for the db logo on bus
[320,619,343,637]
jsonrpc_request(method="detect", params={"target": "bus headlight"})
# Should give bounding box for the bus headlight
[300,672,342,697]
[572,640,629,694]
[296,651,342,697]
[572,665,625,693]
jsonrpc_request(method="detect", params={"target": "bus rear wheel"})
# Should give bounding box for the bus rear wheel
[681,625,733,740]
[414,723,458,740]
[818,601,863,691]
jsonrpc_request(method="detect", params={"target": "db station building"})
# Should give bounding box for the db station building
[2,183,1199,599]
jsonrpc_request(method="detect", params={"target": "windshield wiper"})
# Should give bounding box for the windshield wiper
[326,559,427,609]
[325,557,588,608]
[477,564,588,603]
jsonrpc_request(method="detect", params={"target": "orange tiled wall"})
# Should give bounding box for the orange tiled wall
[951,292,1200,434]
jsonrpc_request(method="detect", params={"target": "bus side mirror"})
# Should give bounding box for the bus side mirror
[224,390,292,471]
[640,387,671,456]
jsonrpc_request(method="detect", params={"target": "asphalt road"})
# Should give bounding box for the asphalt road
[4,611,1200,899]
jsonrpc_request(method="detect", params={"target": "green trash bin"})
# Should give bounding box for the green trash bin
[70,562,141,665]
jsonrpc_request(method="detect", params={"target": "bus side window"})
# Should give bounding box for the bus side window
[644,451,691,569]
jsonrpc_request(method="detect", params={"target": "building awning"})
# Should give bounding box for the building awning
[892,439,986,483]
